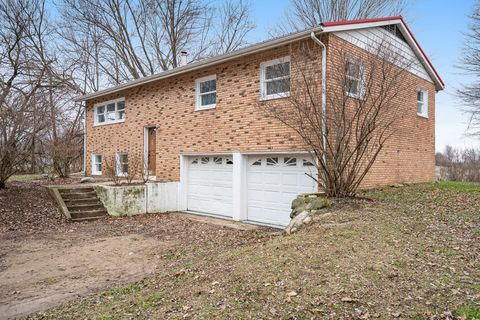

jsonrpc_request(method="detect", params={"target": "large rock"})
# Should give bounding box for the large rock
[80,177,95,183]
[290,194,330,218]
[285,194,331,235]
[285,210,311,235]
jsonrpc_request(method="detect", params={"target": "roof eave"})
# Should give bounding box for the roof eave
[74,26,325,102]
[76,16,444,102]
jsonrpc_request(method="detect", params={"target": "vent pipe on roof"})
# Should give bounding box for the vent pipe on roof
[180,51,188,67]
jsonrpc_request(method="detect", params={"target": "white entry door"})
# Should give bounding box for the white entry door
[247,155,318,226]
[187,155,234,217]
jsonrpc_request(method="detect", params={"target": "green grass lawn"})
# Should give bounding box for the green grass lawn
[7,174,43,182]
[30,182,480,319]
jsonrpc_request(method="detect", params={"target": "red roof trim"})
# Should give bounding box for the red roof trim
[321,16,444,88]
[398,17,445,87]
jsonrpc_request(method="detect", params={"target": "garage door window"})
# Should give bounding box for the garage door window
[252,159,262,166]
[303,159,315,166]
[266,157,279,166]
[284,157,297,166]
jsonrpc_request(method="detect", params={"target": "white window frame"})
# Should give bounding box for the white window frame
[345,59,365,99]
[91,154,102,175]
[195,75,217,110]
[94,97,126,126]
[416,88,428,118]
[260,56,291,100]
[116,152,128,177]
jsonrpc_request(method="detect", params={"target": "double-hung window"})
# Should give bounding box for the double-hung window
[417,89,428,118]
[196,75,216,110]
[116,152,128,177]
[92,154,102,175]
[345,60,364,99]
[260,56,291,100]
[94,98,125,125]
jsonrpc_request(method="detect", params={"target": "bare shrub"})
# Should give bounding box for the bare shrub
[104,155,122,186]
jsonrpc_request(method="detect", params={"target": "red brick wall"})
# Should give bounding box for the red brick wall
[85,34,436,187]
[326,34,436,188]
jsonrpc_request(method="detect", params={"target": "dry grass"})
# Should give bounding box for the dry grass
[29,182,480,319]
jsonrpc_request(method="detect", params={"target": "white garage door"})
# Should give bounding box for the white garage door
[187,155,233,217]
[247,155,318,226]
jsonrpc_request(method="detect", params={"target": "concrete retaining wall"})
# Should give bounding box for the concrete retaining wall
[94,182,179,216]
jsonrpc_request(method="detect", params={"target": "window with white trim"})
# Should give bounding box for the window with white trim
[345,60,364,99]
[94,98,125,125]
[116,152,128,177]
[260,56,291,100]
[417,89,428,118]
[196,75,216,110]
[92,154,102,175]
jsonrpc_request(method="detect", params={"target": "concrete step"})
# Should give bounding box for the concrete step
[49,186,109,222]
[62,192,97,200]
[71,216,106,222]
[67,203,105,212]
[59,187,95,194]
[63,197,100,205]
[70,209,108,220]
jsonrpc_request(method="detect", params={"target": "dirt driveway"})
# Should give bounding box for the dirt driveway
[0,180,273,319]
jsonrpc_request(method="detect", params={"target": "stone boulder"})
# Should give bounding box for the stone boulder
[290,194,330,218]
[285,193,331,235]
[80,177,95,183]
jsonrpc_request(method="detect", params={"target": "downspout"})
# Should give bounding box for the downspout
[310,31,327,166]
[83,102,87,177]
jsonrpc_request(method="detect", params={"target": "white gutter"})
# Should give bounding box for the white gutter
[310,31,327,165]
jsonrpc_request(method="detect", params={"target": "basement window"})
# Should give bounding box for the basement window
[260,56,291,100]
[94,98,126,126]
[417,89,428,118]
[116,152,128,177]
[92,154,102,175]
[196,75,216,110]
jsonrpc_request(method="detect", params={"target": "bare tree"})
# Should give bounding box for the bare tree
[272,0,408,35]
[57,0,255,87]
[458,0,480,137]
[0,0,52,188]
[259,38,415,197]
[212,0,255,54]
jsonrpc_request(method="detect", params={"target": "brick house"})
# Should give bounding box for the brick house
[76,16,444,226]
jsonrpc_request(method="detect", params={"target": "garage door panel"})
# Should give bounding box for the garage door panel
[263,172,282,184]
[247,154,317,226]
[187,156,233,217]
[281,173,299,185]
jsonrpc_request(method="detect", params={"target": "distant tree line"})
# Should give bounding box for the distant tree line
[436,146,480,182]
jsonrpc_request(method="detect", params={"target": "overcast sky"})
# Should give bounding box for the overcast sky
[242,0,479,152]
